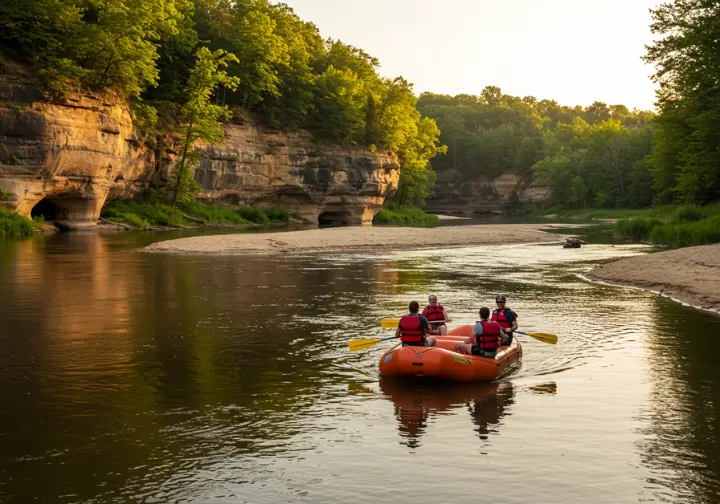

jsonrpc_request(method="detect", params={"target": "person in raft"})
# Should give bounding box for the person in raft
[422,294,449,336]
[491,295,518,345]
[455,307,501,358]
[396,301,437,347]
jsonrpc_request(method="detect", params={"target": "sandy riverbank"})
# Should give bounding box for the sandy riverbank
[144,223,563,255]
[587,243,720,314]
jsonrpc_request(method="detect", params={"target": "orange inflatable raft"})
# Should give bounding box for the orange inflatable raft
[379,324,522,382]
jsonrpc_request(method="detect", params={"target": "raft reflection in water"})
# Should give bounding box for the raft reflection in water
[379,378,522,448]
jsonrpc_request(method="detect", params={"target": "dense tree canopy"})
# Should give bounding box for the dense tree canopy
[644,0,720,205]
[418,90,655,208]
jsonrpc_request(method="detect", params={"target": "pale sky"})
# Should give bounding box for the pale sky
[278,0,662,111]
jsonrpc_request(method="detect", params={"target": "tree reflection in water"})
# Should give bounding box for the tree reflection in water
[637,296,720,502]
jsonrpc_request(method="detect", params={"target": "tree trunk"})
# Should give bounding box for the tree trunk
[172,127,193,206]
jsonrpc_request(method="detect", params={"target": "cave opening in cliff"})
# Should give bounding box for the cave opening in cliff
[318,211,350,226]
[30,198,60,221]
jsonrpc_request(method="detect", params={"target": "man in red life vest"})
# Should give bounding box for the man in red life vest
[455,307,501,357]
[395,301,437,347]
[422,294,449,336]
[491,295,518,345]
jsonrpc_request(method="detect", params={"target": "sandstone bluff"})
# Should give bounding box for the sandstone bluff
[0,65,400,227]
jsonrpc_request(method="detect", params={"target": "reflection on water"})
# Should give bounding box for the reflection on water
[636,296,720,503]
[0,228,720,503]
[380,379,517,447]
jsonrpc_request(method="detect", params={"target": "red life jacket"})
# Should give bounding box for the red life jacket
[422,305,445,326]
[476,321,501,350]
[491,308,515,329]
[399,315,425,344]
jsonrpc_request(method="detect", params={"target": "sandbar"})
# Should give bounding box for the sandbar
[587,244,720,314]
[144,224,563,255]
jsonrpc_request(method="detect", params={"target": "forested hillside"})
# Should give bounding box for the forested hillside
[418,89,655,209]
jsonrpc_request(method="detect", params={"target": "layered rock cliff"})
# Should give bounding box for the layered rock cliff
[193,124,399,225]
[0,64,400,226]
[425,171,550,216]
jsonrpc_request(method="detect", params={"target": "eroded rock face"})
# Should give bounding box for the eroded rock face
[425,171,550,216]
[0,66,399,226]
[0,66,151,225]
[194,123,400,224]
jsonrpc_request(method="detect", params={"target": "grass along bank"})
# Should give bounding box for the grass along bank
[534,205,682,221]
[0,207,42,237]
[613,204,720,247]
[373,207,438,226]
[0,188,45,237]
[101,198,291,230]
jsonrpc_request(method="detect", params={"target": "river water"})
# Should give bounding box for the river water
[1,225,719,503]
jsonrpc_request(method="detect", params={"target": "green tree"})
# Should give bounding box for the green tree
[0,0,85,93]
[172,47,240,206]
[225,0,285,109]
[309,65,365,142]
[532,155,573,205]
[644,0,720,204]
[568,176,588,208]
[585,101,611,124]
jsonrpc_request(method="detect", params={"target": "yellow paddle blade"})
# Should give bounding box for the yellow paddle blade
[380,318,452,328]
[525,332,558,345]
[348,338,383,352]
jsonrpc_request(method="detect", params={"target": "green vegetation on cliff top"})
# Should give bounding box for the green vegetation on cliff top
[0,0,444,208]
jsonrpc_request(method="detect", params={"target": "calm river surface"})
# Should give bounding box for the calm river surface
[1,224,720,503]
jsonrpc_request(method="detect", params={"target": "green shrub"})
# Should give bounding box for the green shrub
[672,205,706,223]
[123,213,150,228]
[32,215,46,232]
[613,218,663,240]
[182,202,248,225]
[264,207,290,223]
[102,201,186,227]
[373,207,439,226]
[649,218,720,247]
[0,208,35,237]
[237,205,270,224]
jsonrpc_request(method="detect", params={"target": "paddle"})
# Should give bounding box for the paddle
[348,335,397,352]
[380,318,452,329]
[515,330,558,345]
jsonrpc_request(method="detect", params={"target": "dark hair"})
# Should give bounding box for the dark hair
[409,301,420,313]
[479,307,490,319]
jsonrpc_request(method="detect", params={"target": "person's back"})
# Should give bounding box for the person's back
[455,307,501,358]
[396,301,437,347]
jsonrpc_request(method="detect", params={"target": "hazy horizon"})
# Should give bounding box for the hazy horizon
[278,0,661,111]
